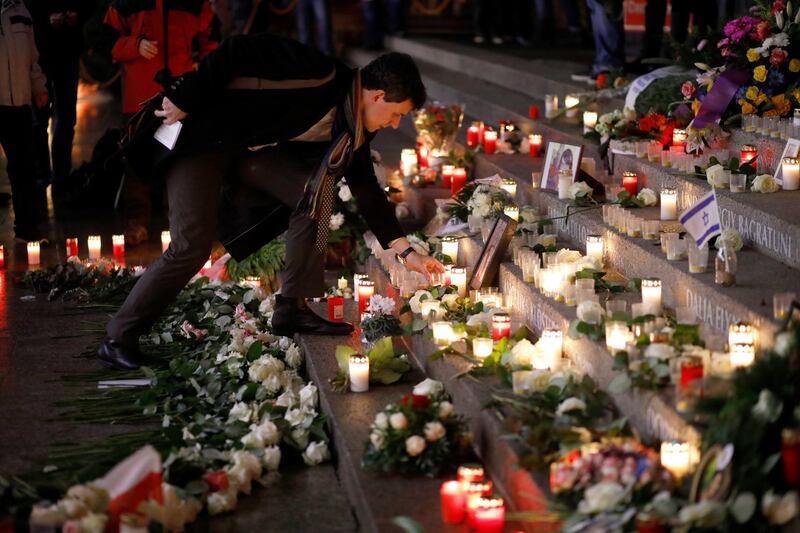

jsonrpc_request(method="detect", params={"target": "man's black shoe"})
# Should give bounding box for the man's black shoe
[97,338,147,370]
[272,295,354,336]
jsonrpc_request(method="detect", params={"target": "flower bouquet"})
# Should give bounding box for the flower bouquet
[360,294,403,343]
[447,183,515,223]
[361,379,470,476]
[413,102,465,157]
[330,336,411,392]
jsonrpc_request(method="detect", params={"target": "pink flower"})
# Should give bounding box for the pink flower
[696,39,708,51]
[771,47,788,67]
[772,0,786,15]
[681,81,697,98]
[181,320,208,339]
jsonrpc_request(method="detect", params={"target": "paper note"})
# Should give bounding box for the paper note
[154,121,183,150]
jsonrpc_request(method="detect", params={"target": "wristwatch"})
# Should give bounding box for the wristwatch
[396,246,416,265]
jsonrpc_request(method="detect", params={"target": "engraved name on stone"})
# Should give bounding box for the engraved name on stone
[719,207,795,262]
[546,205,591,245]
[686,288,740,332]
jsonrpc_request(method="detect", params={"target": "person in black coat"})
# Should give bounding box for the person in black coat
[98,34,445,370]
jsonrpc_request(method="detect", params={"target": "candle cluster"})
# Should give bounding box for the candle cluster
[440,465,504,532]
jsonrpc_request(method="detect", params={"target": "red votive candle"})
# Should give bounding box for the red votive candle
[467,124,481,148]
[483,130,498,155]
[440,481,466,525]
[457,463,485,483]
[528,104,540,120]
[680,356,704,387]
[740,144,758,167]
[0,245,4,269]
[328,296,344,322]
[357,280,375,316]
[441,164,455,188]
[418,146,429,169]
[529,134,543,158]
[672,129,687,146]
[622,171,638,196]
[491,312,511,341]
[112,235,125,258]
[451,168,468,196]
[471,497,505,533]
[783,428,800,488]
[66,237,79,258]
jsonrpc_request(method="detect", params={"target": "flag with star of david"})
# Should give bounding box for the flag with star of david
[679,190,721,248]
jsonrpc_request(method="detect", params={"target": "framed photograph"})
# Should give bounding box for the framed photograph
[468,214,518,290]
[775,138,800,185]
[542,142,584,191]
[690,445,733,503]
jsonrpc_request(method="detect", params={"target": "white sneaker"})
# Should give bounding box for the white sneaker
[491,36,504,46]
[473,35,485,44]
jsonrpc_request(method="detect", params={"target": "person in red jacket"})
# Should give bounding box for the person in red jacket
[104,0,219,245]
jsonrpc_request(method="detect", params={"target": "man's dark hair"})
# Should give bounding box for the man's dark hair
[361,53,427,109]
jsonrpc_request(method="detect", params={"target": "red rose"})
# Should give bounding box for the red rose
[680,80,696,99]
[771,47,788,67]
[772,0,786,15]
[756,21,772,40]
[204,470,229,492]
[596,73,608,89]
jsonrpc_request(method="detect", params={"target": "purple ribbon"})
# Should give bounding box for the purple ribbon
[690,69,750,129]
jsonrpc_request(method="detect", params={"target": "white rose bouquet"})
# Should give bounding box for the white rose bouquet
[362,379,470,476]
[448,183,514,222]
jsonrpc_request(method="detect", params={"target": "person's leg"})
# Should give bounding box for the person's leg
[312,0,334,55]
[561,0,582,31]
[106,150,228,347]
[50,59,80,187]
[31,81,53,194]
[642,0,667,58]
[0,106,41,239]
[585,0,625,75]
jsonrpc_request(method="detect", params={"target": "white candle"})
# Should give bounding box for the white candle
[349,355,370,392]
[641,278,662,314]
[472,337,494,359]
[583,111,598,133]
[353,273,367,302]
[544,94,558,119]
[564,95,580,118]
[450,267,467,297]
[783,157,800,190]
[87,235,102,260]
[400,148,418,177]
[338,277,348,290]
[441,236,459,263]
[432,321,455,345]
[27,241,40,265]
[557,170,572,200]
[660,188,678,220]
[660,441,694,479]
[161,231,171,253]
[728,322,754,347]
[730,343,755,368]
[605,321,631,352]
[500,178,517,197]
[536,328,563,369]
[503,206,519,221]
[585,235,603,262]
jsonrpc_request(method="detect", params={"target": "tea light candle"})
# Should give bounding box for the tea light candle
[472,337,494,359]
[66,237,79,258]
[564,95,579,118]
[420,299,441,320]
[536,328,563,369]
[605,321,631,352]
[529,134,542,158]
[586,235,603,262]
[491,312,511,341]
[441,164,455,187]
[327,295,344,321]
[660,441,693,479]
[349,354,369,392]
[432,321,455,345]
[483,130,498,154]
[500,178,517,197]
[338,277,348,290]
[441,236,459,263]
[161,231,171,253]
[557,170,572,200]
[503,206,519,221]
[641,278,662,314]
[467,123,481,148]
[353,273,367,302]
[27,241,40,266]
[740,144,758,166]
[357,280,375,315]
[783,157,800,190]
[112,234,125,257]
[471,497,505,533]
[730,343,756,368]
[400,148,418,177]
[458,464,485,483]
[660,188,677,220]
[451,167,467,195]
[672,129,687,146]
[87,235,101,260]
[728,322,754,347]
[583,111,598,133]
[440,481,466,525]
[622,172,638,196]
[450,266,467,297]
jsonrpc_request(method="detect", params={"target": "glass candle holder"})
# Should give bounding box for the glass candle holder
[544,94,558,118]
[729,173,747,193]
[626,215,642,238]
[667,237,687,261]
[503,206,519,221]
[774,292,797,320]
[606,299,627,316]
[563,284,577,306]
[472,337,494,359]
[558,169,572,200]
[606,321,631,352]
[491,313,512,341]
[783,157,800,190]
[357,280,375,315]
[432,321,455,346]
[622,171,638,196]
[500,178,517,197]
[728,322,754,347]
[531,170,542,188]
[642,220,660,240]
[688,240,709,273]
[661,232,678,254]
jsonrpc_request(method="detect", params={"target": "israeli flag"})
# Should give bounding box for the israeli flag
[679,190,721,248]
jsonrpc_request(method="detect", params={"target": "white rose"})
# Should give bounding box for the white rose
[263,374,282,394]
[424,421,446,442]
[511,339,537,366]
[409,290,434,314]
[751,174,779,193]
[775,332,796,357]
[275,390,297,408]
[555,248,582,264]
[292,427,309,449]
[255,420,280,446]
[575,255,602,272]
[752,389,783,422]
[577,481,627,514]
[369,430,386,450]
[644,343,675,360]
[438,401,454,419]
[576,301,604,324]
[284,408,306,427]
[413,378,444,397]
[678,500,727,527]
[337,184,352,202]
[226,463,253,494]
[762,490,799,525]
[405,435,427,456]
[285,344,302,368]
[717,228,743,251]
[302,441,330,465]
[329,212,345,231]
[57,497,88,519]
[29,505,66,527]
[229,401,253,422]
[706,164,727,188]
[637,188,657,206]
[207,487,238,515]
[374,412,389,429]
[259,445,281,472]
[556,397,587,416]
[441,294,460,308]
[466,312,492,328]
[389,412,408,430]
[568,181,593,200]
[79,513,107,533]
[299,383,318,409]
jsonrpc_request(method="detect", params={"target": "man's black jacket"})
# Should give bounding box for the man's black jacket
[161,33,405,260]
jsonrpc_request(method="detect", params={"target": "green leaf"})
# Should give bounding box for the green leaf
[373,368,403,385]
[391,516,424,533]
[368,337,395,366]
[410,319,428,332]
[607,373,632,394]
[612,352,629,371]
[246,341,263,362]
[512,326,531,342]
[184,480,209,497]
[236,383,259,402]
[335,345,356,372]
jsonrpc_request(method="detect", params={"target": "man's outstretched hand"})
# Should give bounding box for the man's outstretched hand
[155,96,187,125]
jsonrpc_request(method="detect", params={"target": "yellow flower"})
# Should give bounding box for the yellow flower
[792,88,800,102]
[746,86,760,101]
[764,94,791,117]
[753,65,768,82]
[741,101,757,115]
[747,48,761,62]
[691,99,702,116]
[755,92,769,106]
[790,59,800,73]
